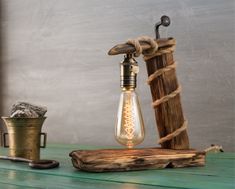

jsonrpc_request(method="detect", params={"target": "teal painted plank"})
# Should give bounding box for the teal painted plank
[0,183,41,189]
[1,145,235,189]
[1,165,233,189]
[0,169,167,189]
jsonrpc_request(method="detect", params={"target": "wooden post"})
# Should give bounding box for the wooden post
[144,43,190,149]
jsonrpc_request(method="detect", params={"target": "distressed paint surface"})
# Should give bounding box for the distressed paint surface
[0,144,234,189]
[0,0,234,150]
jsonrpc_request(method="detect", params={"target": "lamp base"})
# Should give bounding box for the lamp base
[69,148,205,172]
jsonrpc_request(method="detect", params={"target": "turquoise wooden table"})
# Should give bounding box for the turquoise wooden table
[0,144,234,189]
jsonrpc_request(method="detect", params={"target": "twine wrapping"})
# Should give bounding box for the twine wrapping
[144,45,176,61]
[158,120,188,144]
[126,36,158,57]
[147,61,177,84]
[152,85,182,108]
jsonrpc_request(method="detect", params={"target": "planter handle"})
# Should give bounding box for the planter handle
[3,133,9,148]
[40,133,47,148]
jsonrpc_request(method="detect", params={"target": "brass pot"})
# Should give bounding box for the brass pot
[1,117,47,161]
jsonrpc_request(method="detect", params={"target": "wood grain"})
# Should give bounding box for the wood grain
[145,49,190,150]
[108,38,175,55]
[70,148,205,172]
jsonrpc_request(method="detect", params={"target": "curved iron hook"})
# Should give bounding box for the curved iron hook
[155,15,171,39]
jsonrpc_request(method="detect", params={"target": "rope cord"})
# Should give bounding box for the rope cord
[144,45,176,61]
[126,36,185,144]
[158,120,188,144]
[204,144,224,153]
[152,85,181,108]
[147,61,177,85]
[126,36,158,57]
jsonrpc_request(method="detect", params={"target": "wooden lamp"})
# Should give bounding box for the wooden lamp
[69,16,206,172]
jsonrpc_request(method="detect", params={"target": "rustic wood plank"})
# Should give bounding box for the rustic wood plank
[108,38,176,55]
[69,148,205,172]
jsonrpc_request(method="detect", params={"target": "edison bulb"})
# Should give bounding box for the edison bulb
[115,88,145,148]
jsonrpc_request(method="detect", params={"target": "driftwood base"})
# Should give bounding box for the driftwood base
[69,148,205,172]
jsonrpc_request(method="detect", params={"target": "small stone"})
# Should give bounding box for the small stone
[10,102,47,118]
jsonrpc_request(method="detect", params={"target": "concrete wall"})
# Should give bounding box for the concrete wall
[1,0,234,151]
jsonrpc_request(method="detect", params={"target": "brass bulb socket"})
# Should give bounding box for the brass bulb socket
[120,54,139,89]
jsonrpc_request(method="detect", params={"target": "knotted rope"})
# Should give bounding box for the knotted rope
[126,36,158,57]
[126,36,187,144]
[144,45,176,61]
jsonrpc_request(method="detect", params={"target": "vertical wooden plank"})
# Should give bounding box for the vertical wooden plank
[145,52,189,149]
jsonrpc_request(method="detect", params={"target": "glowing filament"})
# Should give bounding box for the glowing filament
[123,96,135,148]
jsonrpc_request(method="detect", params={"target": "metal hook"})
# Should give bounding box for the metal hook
[155,15,171,39]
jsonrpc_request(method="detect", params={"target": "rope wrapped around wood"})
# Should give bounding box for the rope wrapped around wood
[126,36,186,144]
[126,36,158,57]
[144,45,176,61]
[158,120,188,144]
[147,61,177,84]
[152,85,181,108]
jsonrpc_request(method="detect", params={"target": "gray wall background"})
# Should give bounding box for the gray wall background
[0,0,234,151]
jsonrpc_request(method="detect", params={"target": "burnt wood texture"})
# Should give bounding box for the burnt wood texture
[145,50,190,149]
[70,148,205,172]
